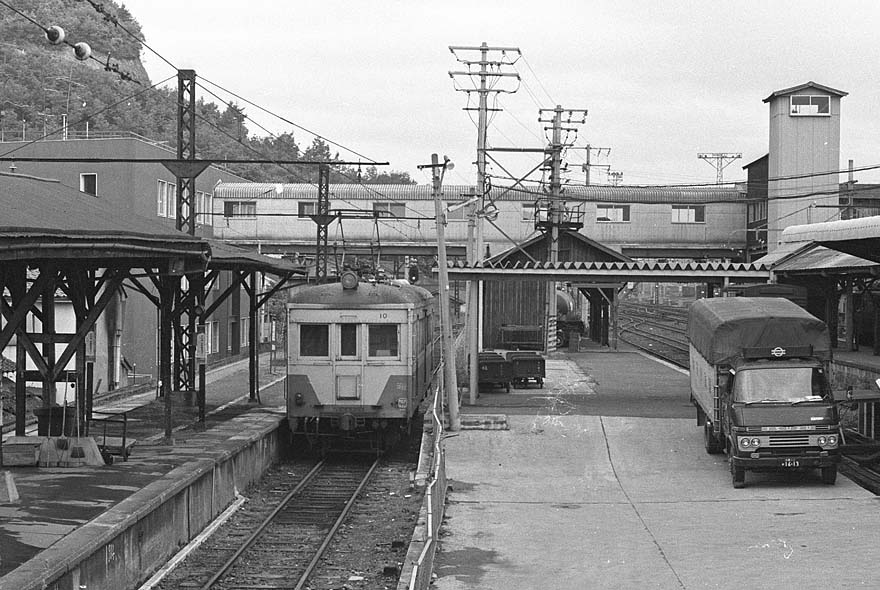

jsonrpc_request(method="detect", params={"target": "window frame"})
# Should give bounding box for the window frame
[596,204,630,223]
[671,204,706,224]
[223,200,257,219]
[338,323,361,359]
[300,323,330,358]
[373,202,406,218]
[368,324,399,358]
[790,94,830,116]
[80,172,97,196]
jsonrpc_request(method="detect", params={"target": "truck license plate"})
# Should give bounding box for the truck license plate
[781,458,800,468]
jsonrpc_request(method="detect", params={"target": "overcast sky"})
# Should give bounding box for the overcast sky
[122,0,880,187]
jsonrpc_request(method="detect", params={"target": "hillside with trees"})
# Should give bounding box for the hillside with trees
[0,0,414,183]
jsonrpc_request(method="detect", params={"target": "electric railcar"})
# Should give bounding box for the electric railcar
[286,271,437,451]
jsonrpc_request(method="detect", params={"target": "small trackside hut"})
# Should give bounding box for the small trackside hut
[286,271,436,452]
[688,297,841,488]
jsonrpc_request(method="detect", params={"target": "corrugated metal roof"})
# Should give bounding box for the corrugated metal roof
[773,245,878,273]
[763,81,848,102]
[782,216,880,243]
[0,172,207,261]
[751,240,814,267]
[213,182,744,204]
[207,239,306,275]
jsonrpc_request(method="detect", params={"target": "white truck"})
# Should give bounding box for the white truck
[688,297,840,488]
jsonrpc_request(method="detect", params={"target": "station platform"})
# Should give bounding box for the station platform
[0,354,288,590]
[433,347,880,590]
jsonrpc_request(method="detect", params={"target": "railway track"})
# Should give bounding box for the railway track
[618,302,690,368]
[154,457,381,590]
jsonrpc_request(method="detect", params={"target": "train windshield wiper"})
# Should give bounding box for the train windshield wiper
[742,399,783,405]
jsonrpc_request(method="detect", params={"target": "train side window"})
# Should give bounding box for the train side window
[339,324,359,357]
[300,324,329,357]
[369,324,398,357]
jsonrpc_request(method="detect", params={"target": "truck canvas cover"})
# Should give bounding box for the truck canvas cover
[687,297,831,365]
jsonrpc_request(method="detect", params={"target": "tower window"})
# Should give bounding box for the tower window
[790,95,830,116]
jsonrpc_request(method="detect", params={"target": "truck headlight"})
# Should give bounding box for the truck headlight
[818,434,838,448]
[739,437,760,450]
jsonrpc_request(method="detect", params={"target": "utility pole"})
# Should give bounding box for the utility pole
[582,144,610,186]
[449,42,519,405]
[697,152,742,184]
[539,106,587,352]
[419,154,460,430]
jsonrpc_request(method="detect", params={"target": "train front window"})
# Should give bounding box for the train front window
[339,324,359,357]
[300,324,329,357]
[369,324,398,357]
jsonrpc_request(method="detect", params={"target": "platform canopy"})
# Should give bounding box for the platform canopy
[781,217,880,264]
[443,259,772,284]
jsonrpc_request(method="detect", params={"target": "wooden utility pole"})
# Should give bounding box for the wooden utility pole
[421,154,460,430]
[450,42,520,404]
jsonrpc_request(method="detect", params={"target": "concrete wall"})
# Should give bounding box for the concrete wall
[0,413,288,590]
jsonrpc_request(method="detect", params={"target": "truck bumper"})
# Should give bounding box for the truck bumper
[731,451,840,470]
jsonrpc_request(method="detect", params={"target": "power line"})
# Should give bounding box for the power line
[0,0,140,83]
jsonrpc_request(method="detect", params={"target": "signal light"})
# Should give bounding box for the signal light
[45,25,65,45]
[73,42,92,61]
[408,265,419,283]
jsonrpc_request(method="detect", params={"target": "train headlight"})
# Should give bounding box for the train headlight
[396,397,408,410]
[294,392,305,406]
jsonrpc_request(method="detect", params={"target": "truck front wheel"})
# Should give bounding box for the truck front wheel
[821,465,837,485]
[704,423,724,454]
[729,446,746,488]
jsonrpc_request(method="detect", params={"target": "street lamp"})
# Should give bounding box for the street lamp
[417,154,460,431]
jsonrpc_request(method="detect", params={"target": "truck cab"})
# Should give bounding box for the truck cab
[725,354,840,488]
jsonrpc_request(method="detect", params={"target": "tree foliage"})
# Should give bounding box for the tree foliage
[0,0,415,184]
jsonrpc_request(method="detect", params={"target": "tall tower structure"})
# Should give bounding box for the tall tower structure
[764,81,847,251]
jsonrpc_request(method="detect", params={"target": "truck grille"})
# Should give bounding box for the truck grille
[767,434,810,447]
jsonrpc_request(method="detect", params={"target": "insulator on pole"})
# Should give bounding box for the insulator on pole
[45,25,65,45]
[73,42,92,61]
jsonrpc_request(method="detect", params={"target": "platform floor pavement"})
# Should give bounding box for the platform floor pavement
[0,354,286,579]
[434,350,880,590]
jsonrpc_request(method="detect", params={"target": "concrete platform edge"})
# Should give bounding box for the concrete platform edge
[0,413,289,590]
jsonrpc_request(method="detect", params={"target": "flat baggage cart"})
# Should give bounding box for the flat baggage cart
[478,351,513,392]
[505,351,545,388]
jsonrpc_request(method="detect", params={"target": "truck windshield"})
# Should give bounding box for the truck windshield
[733,367,827,404]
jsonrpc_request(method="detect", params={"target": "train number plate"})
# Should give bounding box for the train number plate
[781,458,800,468]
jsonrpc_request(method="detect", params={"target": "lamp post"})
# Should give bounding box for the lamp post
[418,154,460,430]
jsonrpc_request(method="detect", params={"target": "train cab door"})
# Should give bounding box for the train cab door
[333,321,364,407]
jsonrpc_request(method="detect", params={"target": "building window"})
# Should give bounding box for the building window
[240,317,249,346]
[223,200,257,218]
[210,320,220,354]
[80,173,97,196]
[368,324,398,357]
[790,95,830,116]
[373,202,406,218]
[196,191,212,226]
[168,183,177,219]
[157,180,168,217]
[300,324,329,357]
[298,201,316,218]
[596,204,630,222]
[671,205,705,223]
